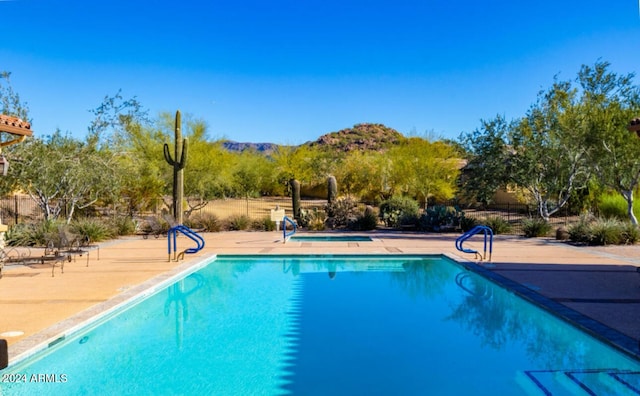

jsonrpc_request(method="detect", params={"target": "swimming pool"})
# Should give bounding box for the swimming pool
[2,254,639,395]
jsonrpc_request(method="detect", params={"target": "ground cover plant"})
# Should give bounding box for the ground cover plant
[568,215,639,245]
[521,218,552,237]
[379,196,420,229]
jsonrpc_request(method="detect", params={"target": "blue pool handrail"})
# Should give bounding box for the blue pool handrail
[282,216,297,243]
[168,224,205,261]
[455,225,493,261]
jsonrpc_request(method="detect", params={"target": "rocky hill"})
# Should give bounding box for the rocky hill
[221,123,406,154]
[308,123,405,152]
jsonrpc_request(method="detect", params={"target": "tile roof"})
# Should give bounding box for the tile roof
[0,114,33,136]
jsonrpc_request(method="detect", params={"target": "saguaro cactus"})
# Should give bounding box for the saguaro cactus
[327,175,337,204]
[163,110,188,225]
[290,179,301,221]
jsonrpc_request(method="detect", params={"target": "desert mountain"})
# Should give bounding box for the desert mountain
[308,123,405,152]
[221,123,406,154]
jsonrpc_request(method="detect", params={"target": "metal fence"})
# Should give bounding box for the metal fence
[451,202,573,235]
[0,195,43,226]
[188,197,326,220]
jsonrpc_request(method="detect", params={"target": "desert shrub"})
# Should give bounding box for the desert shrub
[70,218,114,242]
[251,216,276,231]
[621,223,640,244]
[568,215,639,245]
[109,216,137,236]
[589,218,624,245]
[351,206,378,231]
[186,213,222,232]
[379,196,420,228]
[418,205,464,232]
[6,219,61,247]
[521,218,552,238]
[568,216,593,244]
[326,196,360,229]
[300,208,326,231]
[225,214,251,231]
[460,216,479,232]
[481,216,511,234]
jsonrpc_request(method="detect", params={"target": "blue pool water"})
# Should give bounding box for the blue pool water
[2,255,640,395]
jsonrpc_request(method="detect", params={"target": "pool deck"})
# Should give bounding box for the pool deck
[1,230,640,364]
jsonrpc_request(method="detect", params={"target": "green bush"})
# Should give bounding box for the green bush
[251,216,276,231]
[621,223,640,244]
[379,196,420,228]
[521,218,552,237]
[481,216,511,234]
[6,219,62,247]
[326,196,360,229]
[109,216,137,236]
[568,215,639,245]
[186,213,222,232]
[460,216,479,232]
[300,208,326,231]
[568,216,593,244]
[351,206,378,231]
[225,214,250,231]
[589,218,623,245]
[70,218,114,242]
[418,205,464,232]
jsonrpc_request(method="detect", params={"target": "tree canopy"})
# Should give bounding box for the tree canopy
[459,60,640,222]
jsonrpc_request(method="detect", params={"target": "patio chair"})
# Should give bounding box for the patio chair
[1,246,66,278]
[140,216,167,239]
[42,228,90,267]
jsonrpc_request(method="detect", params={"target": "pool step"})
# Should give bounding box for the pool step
[516,369,640,395]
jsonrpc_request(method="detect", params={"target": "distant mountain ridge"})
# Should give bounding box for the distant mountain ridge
[221,141,280,154]
[221,123,406,154]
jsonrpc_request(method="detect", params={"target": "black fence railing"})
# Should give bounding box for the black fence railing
[449,203,573,235]
[0,195,44,226]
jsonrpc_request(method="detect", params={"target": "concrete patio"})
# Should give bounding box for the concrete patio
[1,230,639,365]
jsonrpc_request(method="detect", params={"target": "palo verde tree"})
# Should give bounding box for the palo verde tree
[580,61,640,225]
[231,150,274,215]
[87,91,152,215]
[176,117,235,219]
[459,115,511,206]
[509,78,591,221]
[386,137,460,206]
[334,150,385,201]
[9,131,116,223]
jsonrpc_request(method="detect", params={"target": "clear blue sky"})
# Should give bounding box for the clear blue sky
[1,0,639,144]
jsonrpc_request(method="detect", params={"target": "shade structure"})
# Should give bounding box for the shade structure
[0,114,33,137]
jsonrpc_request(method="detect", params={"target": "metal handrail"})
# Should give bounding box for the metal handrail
[168,225,205,261]
[282,216,297,243]
[455,225,493,261]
